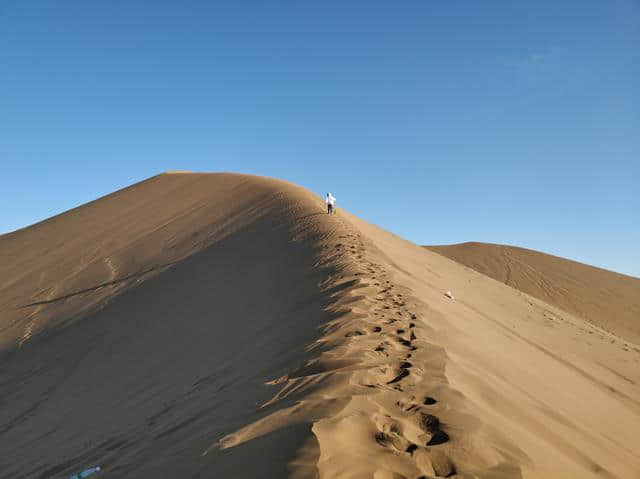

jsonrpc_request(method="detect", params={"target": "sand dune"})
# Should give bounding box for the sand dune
[1,174,639,479]
[0,173,338,478]
[425,242,640,345]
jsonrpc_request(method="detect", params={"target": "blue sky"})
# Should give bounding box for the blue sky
[1,1,638,276]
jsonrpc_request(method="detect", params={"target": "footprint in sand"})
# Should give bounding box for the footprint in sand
[417,413,450,446]
[374,422,410,453]
[387,368,410,384]
[405,443,418,454]
[375,343,389,355]
[345,330,365,337]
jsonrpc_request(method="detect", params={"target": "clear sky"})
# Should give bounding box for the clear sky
[2,1,638,277]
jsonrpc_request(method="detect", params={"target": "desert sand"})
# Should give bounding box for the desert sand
[1,173,639,479]
[426,242,640,345]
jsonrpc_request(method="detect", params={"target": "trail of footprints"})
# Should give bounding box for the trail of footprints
[333,227,456,478]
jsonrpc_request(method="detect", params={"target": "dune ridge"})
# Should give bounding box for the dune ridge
[212,213,480,478]
[1,174,639,478]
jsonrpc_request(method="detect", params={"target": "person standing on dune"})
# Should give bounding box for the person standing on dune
[326,193,336,215]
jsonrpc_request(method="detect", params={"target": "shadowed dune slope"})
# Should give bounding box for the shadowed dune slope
[0,173,329,351]
[0,173,340,479]
[425,242,640,345]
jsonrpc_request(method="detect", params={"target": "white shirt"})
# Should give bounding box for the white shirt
[326,194,336,206]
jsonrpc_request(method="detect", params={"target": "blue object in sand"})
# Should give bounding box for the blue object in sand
[69,466,101,479]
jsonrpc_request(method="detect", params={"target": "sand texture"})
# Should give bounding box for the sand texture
[1,173,639,478]
[425,242,640,345]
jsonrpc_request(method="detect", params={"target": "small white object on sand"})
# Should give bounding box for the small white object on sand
[445,291,454,300]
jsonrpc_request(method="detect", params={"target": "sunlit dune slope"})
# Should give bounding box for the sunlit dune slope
[425,242,640,345]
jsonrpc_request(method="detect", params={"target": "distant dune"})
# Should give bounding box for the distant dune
[425,242,640,345]
[1,174,639,479]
